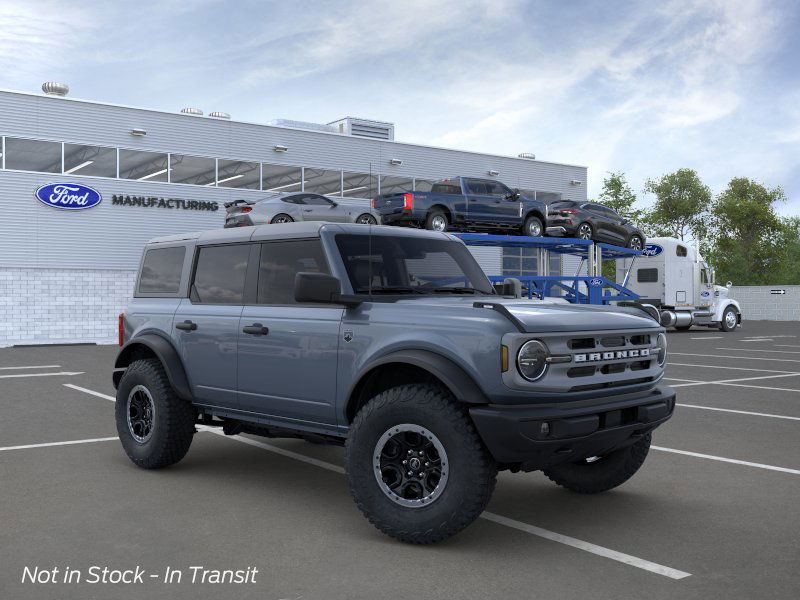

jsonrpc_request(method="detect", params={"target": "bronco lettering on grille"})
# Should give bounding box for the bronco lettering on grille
[574,348,650,363]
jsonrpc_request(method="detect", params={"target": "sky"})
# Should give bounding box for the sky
[1,0,799,213]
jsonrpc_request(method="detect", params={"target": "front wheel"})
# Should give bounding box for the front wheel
[345,384,497,544]
[543,433,651,494]
[522,215,544,237]
[115,359,196,469]
[719,306,738,332]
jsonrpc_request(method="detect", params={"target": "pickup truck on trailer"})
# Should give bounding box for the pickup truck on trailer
[113,222,674,544]
[373,176,548,236]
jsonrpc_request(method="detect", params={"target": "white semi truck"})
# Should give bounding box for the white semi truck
[616,237,742,332]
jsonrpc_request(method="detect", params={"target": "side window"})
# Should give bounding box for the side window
[303,194,334,206]
[637,268,659,283]
[137,246,186,295]
[283,195,305,205]
[192,245,250,304]
[257,240,330,304]
[701,269,709,284]
[676,245,688,257]
[430,183,461,194]
[485,181,512,197]
[465,179,488,195]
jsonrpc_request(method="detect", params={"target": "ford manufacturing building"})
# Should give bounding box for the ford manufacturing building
[0,84,587,346]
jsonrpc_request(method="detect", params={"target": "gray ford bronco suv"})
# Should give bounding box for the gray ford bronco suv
[114,222,675,544]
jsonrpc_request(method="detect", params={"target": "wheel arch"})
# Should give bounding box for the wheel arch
[523,209,546,224]
[345,349,488,423]
[715,300,742,323]
[113,333,192,401]
[427,204,453,222]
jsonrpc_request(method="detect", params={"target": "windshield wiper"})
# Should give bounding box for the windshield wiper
[354,286,427,295]
[429,287,488,295]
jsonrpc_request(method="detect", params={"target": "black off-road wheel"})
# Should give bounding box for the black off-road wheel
[425,210,448,232]
[345,384,497,544]
[115,358,196,469]
[543,433,651,494]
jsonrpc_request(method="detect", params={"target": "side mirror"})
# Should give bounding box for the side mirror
[295,272,361,306]
[726,281,732,289]
[329,201,338,208]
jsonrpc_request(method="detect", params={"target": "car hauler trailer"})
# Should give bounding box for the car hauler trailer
[615,237,741,332]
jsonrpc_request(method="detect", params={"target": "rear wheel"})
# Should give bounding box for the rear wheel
[271,213,293,224]
[345,383,497,544]
[719,306,738,332]
[543,434,651,494]
[425,210,448,232]
[628,235,643,251]
[522,215,544,237]
[576,222,593,240]
[356,213,377,225]
[115,359,195,469]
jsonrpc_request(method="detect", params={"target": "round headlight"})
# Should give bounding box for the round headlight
[656,332,668,366]
[517,340,549,381]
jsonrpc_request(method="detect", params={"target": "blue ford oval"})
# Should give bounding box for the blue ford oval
[642,244,663,257]
[35,183,102,210]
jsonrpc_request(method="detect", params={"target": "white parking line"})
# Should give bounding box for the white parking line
[668,363,798,374]
[652,446,800,476]
[670,352,800,363]
[676,403,800,421]
[0,437,118,452]
[201,428,691,580]
[0,365,61,370]
[739,339,773,342]
[690,336,723,340]
[775,345,800,349]
[0,371,84,379]
[665,373,800,388]
[717,348,800,354]
[64,383,115,401]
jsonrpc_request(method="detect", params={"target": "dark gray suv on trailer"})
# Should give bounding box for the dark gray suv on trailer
[114,222,675,544]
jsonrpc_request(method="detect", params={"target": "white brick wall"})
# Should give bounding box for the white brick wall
[729,286,800,322]
[0,268,136,347]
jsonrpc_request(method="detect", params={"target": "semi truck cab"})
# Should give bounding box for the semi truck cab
[617,236,742,332]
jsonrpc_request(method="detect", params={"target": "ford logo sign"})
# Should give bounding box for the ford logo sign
[35,183,102,210]
[641,244,663,257]
[588,277,603,287]
[700,290,710,297]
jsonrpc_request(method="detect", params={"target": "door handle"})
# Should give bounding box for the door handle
[242,323,269,335]
[175,320,197,331]
[303,209,313,212]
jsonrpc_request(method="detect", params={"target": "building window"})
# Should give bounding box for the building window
[414,179,436,192]
[304,167,342,196]
[119,149,169,182]
[63,144,117,178]
[262,164,302,193]
[4,137,61,173]
[217,159,260,189]
[378,175,413,195]
[342,171,378,199]
[170,154,216,186]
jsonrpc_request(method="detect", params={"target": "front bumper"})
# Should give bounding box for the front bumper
[469,386,675,471]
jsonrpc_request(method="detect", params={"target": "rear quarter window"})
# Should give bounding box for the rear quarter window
[137,246,186,295]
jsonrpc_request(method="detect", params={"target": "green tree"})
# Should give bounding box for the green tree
[642,168,711,241]
[597,171,643,224]
[705,177,787,285]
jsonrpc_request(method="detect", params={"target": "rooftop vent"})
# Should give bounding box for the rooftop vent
[42,82,69,97]
[209,111,231,119]
[268,119,337,134]
[518,152,536,160]
[180,107,203,116]
[328,117,394,141]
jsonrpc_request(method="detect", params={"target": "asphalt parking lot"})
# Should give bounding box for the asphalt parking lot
[2,321,799,600]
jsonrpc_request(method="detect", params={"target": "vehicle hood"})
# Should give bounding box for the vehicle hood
[393,296,660,333]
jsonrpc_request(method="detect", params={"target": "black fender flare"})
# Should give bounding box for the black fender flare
[348,349,488,408]
[113,334,192,401]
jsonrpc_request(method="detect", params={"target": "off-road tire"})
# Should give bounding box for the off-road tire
[425,209,448,232]
[522,215,544,237]
[543,433,651,494]
[719,306,738,332]
[115,358,196,469]
[345,384,497,544]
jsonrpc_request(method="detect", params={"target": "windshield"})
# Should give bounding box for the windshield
[335,234,494,295]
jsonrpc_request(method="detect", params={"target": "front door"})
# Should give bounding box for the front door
[237,239,342,426]
[173,243,252,408]
[297,194,348,223]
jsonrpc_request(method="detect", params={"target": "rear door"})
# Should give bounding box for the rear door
[236,239,342,426]
[464,178,496,225]
[173,243,252,408]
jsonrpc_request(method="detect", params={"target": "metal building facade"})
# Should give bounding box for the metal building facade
[0,89,587,345]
